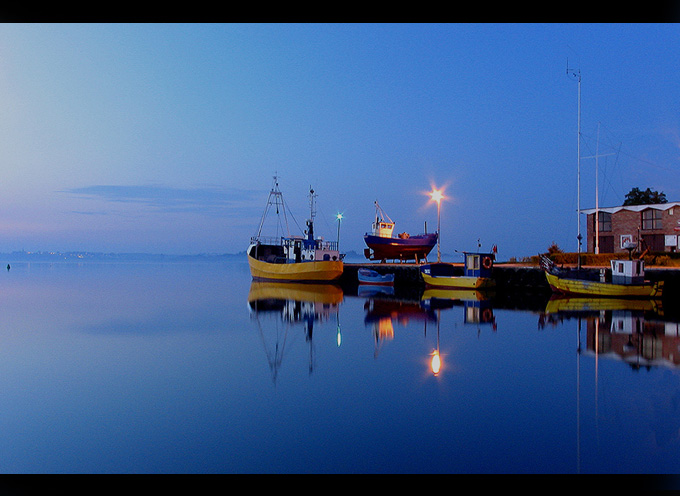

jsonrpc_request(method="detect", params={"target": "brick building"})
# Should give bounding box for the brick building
[582,202,680,254]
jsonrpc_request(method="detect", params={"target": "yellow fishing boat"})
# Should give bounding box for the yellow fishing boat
[540,255,663,298]
[420,252,495,289]
[247,177,344,282]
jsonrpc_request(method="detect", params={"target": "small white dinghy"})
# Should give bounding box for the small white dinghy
[357,268,395,286]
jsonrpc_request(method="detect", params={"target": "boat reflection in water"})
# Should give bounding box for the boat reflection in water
[360,288,498,368]
[363,295,437,358]
[539,296,680,370]
[247,281,344,380]
[248,281,502,379]
[421,288,497,332]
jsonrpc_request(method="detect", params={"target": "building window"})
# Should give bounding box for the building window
[642,209,662,230]
[598,235,614,253]
[596,211,612,232]
[642,234,665,251]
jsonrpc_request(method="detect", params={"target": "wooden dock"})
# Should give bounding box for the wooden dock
[340,262,680,298]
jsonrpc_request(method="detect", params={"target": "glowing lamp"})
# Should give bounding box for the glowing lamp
[431,350,441,375]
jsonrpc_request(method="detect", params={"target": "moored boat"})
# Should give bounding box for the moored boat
[539,255,663,298]
[247,177,344,282]
[363,201,437,262]
[357,268,395,286]
[420,252,496,289]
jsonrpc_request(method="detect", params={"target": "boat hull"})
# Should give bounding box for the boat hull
[364,233,437,261]
[248,253,343,282]
[545,271,663,298]
[420,272,495,289]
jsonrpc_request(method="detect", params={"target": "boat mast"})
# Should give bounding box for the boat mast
[254,174,290,241]
[374,201,394,225]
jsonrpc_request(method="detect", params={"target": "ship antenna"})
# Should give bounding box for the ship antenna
[309,186,317,221]
[306,185,318,241]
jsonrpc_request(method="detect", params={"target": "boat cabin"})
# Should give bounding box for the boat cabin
[464,252,494,279]
[371,220,394,238]
[248,240,285,263]
[369,201,396,238]
[250,235,341,265]
[610,259,645,285]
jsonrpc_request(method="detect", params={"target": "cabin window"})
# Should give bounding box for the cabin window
[596,211,611,232]
[642,209,662,230]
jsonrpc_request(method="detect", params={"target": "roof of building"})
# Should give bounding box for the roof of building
[581,201,680,215]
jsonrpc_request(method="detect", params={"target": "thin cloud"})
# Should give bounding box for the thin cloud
[61,184,262,216]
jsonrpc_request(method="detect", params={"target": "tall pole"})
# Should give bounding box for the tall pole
[568,62,582,268]
[582,123,614,257]
[437,200,441,262]
[336,213,343,250]
[430,188,443,263]
[595,122,600,254]
[577,70,582,268]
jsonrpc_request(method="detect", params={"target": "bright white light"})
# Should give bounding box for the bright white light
[430,189,444,204]
[431,350,441,375]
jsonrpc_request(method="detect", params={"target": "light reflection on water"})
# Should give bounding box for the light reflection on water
[0,260,679,475]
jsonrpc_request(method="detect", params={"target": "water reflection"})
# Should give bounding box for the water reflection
[539,297,680,370]
[538,296,680,474]
[248,281,504,378]
[247,282,343,380]
[248,279,680,376]
[422,288,497,331]
[245,278,680,473]
[363,295,436,358]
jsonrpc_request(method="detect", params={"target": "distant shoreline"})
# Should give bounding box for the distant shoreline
[0,251,248,263]
[0,249,457,264]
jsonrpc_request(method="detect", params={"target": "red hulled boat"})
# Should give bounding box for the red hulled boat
[363,201,437,263]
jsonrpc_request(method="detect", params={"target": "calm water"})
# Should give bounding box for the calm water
[2,259,680,474]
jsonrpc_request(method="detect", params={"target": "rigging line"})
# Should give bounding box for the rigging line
[285,201,304,236]
[616,146,677,172]
[599,157,624,206]
[600,142,624,204]
[590,126,623,205]
[592,123,677,173]
[317,199,334,234]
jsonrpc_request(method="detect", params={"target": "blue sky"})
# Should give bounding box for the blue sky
[0,23,679,259]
